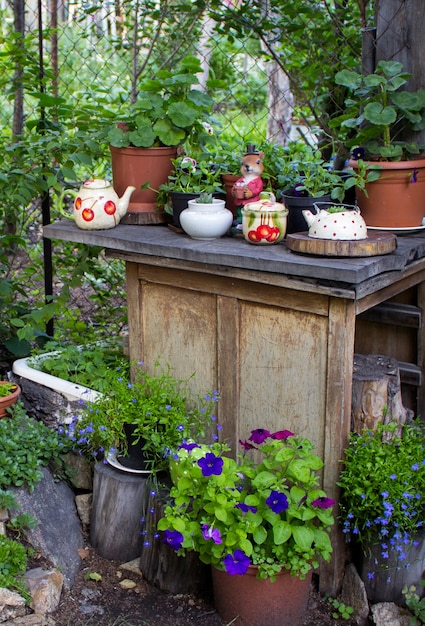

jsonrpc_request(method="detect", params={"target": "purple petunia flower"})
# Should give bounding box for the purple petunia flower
[163,530,184,550]
[412,168,418,183]
[311,497,335,509]
[198,452,224,476]
[271,429,294,440]
[248,429,272,444]
[235,503,257,514]
[223,550,251,575]
[266,490,289,513]
[178,442,200,452]
[201,524,222,544]
[239,439,255,450]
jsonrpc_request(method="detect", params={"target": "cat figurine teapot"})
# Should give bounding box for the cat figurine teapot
[71,179,136,230]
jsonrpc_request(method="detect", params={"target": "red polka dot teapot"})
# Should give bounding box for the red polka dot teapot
[72,179,136,230]
[302,202,367,240]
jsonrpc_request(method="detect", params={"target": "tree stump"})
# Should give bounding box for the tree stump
[90,463,150,561]
[352,354,414,434]
[139,484,211,597]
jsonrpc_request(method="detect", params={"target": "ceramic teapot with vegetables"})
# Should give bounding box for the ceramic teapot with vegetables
[302,203,367,240]
[71,179,136,230]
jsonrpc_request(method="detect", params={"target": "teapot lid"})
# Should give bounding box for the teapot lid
[83,179,111,189]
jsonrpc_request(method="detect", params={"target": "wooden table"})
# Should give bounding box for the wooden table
[44,220,425,594]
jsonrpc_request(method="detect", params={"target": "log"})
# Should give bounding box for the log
[90,463,150,561]
[352,354,414,434]
[139,484,211,596]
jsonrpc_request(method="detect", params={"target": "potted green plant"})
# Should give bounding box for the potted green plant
[338,419,425,605]
[277,143,353,234]
[332,60,425,228]
[159,155,224,228]
[66,361,218,474]
[0,381,21,418]
[158,428,335,625]
[105,55,215,222]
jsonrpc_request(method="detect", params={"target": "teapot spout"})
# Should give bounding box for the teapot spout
[118,186,136,216]
[301,210,315,228]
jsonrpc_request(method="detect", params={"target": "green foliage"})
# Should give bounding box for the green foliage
[338,420,425,546]
[0,534,29,600]
[0,489,18,509]
[0,402,73,492]
[106,56,214,148]
[403,580,425,624]
[31,341,129,393]
[67,361,219,472]
[326,596,354,620]
[159,430,335,580]
[0,382,18,398]
[7,513,38,538]
[159,155,223,196]
[333,61,425,160]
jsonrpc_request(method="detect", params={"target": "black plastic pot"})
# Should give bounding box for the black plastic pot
[117,423,153,472]
[281,189,331,235]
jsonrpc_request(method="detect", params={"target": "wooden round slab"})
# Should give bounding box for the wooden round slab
[286,231,397,257]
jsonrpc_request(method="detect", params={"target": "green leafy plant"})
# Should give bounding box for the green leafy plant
[196,193,214,204]
[333,60,425,161]
[403,580,425,624]
[0,382,18,398]
[159,155,223,196]
[106,56,214,149]
[0,534,29,600]
[326,597,354,620]
[158,428,335,581]
[66,361,219,473]
[0,489,18,510]
[7,513,38,538]
[0,402,73,492]
[30,341,129,393]
[338,420,425,579]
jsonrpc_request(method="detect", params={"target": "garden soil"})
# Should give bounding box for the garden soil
[45,542,360,626]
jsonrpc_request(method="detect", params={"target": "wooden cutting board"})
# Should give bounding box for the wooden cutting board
[286,231,397,257]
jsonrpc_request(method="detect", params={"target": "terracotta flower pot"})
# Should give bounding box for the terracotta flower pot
[221,174,240,218]
[0,382,21,418]
[110,145,177,222]
[349,158,425,228]
[212,565,312,626]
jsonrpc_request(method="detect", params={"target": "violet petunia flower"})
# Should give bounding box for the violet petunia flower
[352,147,365,161]
[248,429,272,444]
[178,442,200,452]
[198,452,224,476]
[239,439,255,451]
[235,503,257,514]
[266,490,289,513]
[223,550,251,575]
[311,497,335,509]
[271,429,294,440]
[201,524,222,544]
[163,529,184,550]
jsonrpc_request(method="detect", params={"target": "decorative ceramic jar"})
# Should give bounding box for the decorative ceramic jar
[302,202,367,240]
[179,198,233,240]
[242,195,288,244]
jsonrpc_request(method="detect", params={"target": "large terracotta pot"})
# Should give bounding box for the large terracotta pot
[349,158,425,228]
[110,145,177,222]
[211,565,312,626]
[0,382,21,418]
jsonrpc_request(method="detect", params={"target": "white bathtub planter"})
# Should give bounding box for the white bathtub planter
[12,352,101,427]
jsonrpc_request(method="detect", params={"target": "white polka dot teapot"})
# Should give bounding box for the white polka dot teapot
[72,179,136,230]
[302,202,368,240]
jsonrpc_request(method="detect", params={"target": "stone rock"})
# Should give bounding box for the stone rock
[26,568,64,615]
[11,467,83,588]
[0,509,8,522]
[371,602,412,626]
[3,616,56,625]
[120,558,142,576]
[0,587,26,622]
[340,562,370,626]
[119,579,136,589]
[75,493,92,526]
[64,452,93,491]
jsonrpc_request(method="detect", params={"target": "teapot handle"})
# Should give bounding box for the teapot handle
[52,188,78,219]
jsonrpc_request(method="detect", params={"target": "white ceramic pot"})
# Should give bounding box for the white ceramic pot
[180,199,233,240]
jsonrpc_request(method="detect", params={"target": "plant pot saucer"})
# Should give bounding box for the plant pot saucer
[106,450,153,475]
[367,224,425,235]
